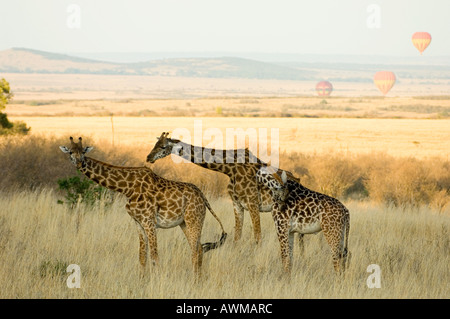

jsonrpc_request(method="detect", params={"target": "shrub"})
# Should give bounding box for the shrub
[280,151,364,199]
[306,156,361,198]
[360,155,450,209]
[281,151,449,209]
[0,134,140,191]
[0,121,30,135]
[38,259,70,279]
[0,113,13,129]
[57,173,112,208]
[0,78,30,136]
[0,135,73,190]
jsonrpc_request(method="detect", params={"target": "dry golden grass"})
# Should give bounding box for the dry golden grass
[0,189,448,299]
[6,96,450,119]
[7,116,450,160]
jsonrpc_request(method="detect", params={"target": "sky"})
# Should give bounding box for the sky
[1,0,449,58]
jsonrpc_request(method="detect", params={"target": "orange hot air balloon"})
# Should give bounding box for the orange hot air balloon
[374,71,396,95]
[412,32,431,55]
[316,81,333,96]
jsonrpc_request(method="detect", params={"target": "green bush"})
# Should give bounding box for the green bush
[0,120,30,135]
[0,78,30,135]
[38,259,69,279]
[57,173,112,208]
[0,112,13,129]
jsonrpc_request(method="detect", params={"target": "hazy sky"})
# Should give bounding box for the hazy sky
[1,0,449,57]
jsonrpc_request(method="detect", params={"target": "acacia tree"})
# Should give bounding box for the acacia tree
[0,78,29,134]
[0,78,13,129]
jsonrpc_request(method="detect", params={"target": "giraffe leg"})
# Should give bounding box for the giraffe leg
[321,216,347,274]
[128,205,151,275]
[146,225,159,266]
[246,200,262,244]
[274,218,292,274]
[135,221,148,275]
[228,184,245,242]
[191,234,203,280]
[297,233,305,257]
[288,231,295,268]
[341,214,351,272]
[135,217,158,267]
[233,202,245,242]
[180,219,204,279]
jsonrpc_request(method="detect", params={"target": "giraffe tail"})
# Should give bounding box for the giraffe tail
[202,232,228,253]
[341,212,351,271]
[201,195,228,253]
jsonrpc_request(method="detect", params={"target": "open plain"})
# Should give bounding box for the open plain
[0,73,449,299]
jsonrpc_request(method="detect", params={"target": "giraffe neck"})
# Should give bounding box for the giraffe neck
[174,141,262,176]
[78,157,140,195]
[256,172,278,190]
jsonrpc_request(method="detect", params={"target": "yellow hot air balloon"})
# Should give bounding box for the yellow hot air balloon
[374,71,396,95]
[412,32,431,55]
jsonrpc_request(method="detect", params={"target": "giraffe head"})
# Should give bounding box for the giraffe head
[146,132,180,163]
[256,166,289,203]
[59,137,94,167]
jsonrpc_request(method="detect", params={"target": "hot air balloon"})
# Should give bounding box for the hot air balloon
[412,32,431,55]
[316,81,333,96]
[374,71,396,95]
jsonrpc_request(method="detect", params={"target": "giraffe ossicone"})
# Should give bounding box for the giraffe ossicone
[59,136,227,278]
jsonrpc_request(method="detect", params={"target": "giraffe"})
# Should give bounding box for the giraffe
[256,167,351,274]
[59,137,227,278]
[146,132,299,244]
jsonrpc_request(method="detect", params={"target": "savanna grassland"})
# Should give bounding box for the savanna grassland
[0,189,448,299]
[0,123,449,299]
[0,78,449,298]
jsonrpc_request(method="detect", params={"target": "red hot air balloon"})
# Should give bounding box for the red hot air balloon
[412,32,432,55]
[374,71,396,95]
[316,81,333,96]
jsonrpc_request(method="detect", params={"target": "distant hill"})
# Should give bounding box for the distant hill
[126,56,313,80]
[0,48,122,74]
[71,51,450,65]
[1,48,449,82]
[0,48,313,80]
